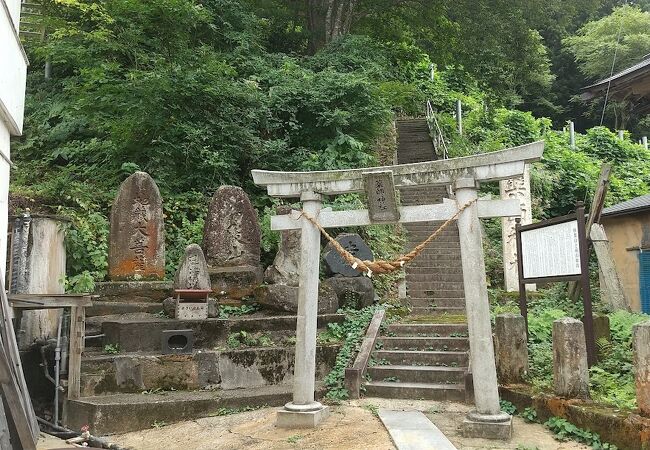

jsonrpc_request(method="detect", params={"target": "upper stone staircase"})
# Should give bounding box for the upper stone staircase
[363,117,470,401]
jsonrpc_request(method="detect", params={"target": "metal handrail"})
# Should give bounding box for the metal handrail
[425,100,449,160]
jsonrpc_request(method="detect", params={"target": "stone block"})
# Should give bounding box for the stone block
[494,313,528,384]
[209,265,263,299]
[108,171,165,281]
[553,317,590,399]
[175,303,208,321]
[633,321,650,415]
[94,280,172,303]
[254,284,339,314]
[277,406,330,428]
[324,276,374,309]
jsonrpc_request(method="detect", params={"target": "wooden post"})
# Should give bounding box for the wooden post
[67,306,85,400]
[576,203,596,367]
[456,100,463,136]
[515,218,528,337]
[590,223,629,311]
[643,136,648,150]
[618,130,624,140]
[569,121,575,149]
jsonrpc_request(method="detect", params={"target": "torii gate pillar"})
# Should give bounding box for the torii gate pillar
[455,178,512,439]
[276,191,330,427]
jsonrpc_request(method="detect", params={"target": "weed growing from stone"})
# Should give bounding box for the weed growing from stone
[103,343,120,354]
[218,304,259,319]
[226,331,274,348]
[499,399,517,415]
[209,405,267,416]
[521,407,537,423]
[151,421,166,429]
[287,434,303,444]
[544,417,618,450]
[363,403,379,417]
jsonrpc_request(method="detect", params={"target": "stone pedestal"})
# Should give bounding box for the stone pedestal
[455,178,511,440]
[254,284,338,314]
[553,317,590,399]
[277,404,330,428]
[277,191,329,428]
[633,321,650,415]
[94,281,172,303]
[494,313,528,384]
[324,276,374,309]
[462,411,513,440]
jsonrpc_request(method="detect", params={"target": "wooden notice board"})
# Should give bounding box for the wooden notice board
[516,203,596,366]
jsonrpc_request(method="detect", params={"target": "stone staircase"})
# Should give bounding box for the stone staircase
[363,118,470,401]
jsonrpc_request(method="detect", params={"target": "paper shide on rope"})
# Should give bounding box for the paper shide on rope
[301,199,478,276]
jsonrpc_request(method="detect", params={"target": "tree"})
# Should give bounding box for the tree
[564,5,650,80]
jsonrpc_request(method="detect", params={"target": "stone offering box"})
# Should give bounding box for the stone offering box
[174,289,211,321]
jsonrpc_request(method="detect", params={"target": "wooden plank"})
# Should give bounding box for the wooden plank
[576,204,596,367]
[0,281,39,448]
[569,164,611,300]
[344,309,385,399]
[67,306,85,400]
[8,294,93,309]
[590,224,629,311]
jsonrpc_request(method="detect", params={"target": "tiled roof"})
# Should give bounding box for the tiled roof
[602,194,650,217]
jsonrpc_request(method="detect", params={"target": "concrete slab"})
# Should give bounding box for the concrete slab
[276,405,330,428]
[378,408,457,450]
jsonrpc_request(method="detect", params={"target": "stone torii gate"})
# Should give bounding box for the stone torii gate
[252,141,544,437]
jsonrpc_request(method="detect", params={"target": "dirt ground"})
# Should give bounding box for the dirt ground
[108,398,592,450]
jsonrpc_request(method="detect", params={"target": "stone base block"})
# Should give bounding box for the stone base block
[254,284,338,314]
[94,281,172,303]
[209,265,263,299]
[277,406,330,428]
[462,412,512,440]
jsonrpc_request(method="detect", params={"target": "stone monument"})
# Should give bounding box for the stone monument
[203,186,263,300]
[264,206,301,287]
[500,164,535,292]
[322,233,375,309]
[96,172,171,303]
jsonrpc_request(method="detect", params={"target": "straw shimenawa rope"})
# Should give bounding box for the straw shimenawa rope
[301,198,478,277]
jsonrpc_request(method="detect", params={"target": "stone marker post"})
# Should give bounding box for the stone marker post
[494,313,528,384]
[277,192,330,427]
[633,321,650,414]
[553,318,590,398]
[455,178,512,439]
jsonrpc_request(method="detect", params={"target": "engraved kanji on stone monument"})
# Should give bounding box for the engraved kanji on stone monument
[323,233,373,277]
[363,171,400,223]
[203,186,261,267]
[174,244,211,290]
[108,172,165,280]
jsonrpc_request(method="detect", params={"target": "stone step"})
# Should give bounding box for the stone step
[406,267,463,274]
[405,273,464,283]
[86,302,164,318]
[101,314,344,352]
[368,365,466,384]
[408,307,467,318]
[387,323,468,336]
[407,281,465,291]
[406,292,465,301]
[372,350,468,366]
[407,298,465,308]
[79,345,339,396]
[404,249,461,257]
[378,337,468,351]
[364,381,465,401]
[66,384,314,435]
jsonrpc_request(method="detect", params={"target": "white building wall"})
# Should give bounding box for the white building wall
[0,0,28,281]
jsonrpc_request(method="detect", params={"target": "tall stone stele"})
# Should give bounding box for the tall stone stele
[108,172,165,281]
[203,186,262,298]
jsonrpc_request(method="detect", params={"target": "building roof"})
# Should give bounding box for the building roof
[602,194,650,217]
[582,55,650,115]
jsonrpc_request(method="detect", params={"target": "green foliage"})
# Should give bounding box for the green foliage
[323,305,387,401]
[499,400,517,415]
[226,331,273,349]
[218,304,259,319]
[209,405,267,416]
[103,343,120,354]
[521,407,538,423]
[544,417,618,450]
[564,5,650,80]
[287,434,303,444]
